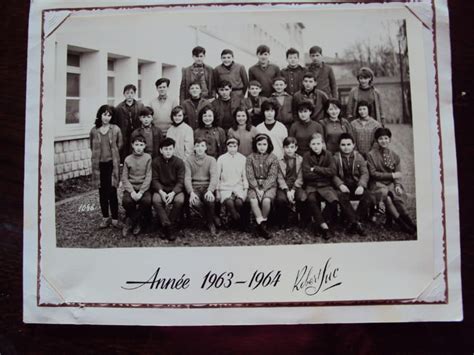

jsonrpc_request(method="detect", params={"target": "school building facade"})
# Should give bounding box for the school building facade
[45,11,305,182]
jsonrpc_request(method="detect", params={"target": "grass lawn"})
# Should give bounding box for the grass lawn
[55,124,416,248]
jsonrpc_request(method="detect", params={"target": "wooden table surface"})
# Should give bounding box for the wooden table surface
[0,1,472,353]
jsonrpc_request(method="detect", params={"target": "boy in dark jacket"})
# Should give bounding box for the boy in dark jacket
[292,72,328,121]
[280,48,305,96]
[180,46,215,103]
[211,80,243,131]
[151,138,186,241]
[182,81,211,130]
[333,133,369,235]
[269,76,294,130]
[131,106,164,159]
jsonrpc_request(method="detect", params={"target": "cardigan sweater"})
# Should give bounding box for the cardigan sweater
[306,62,338,98]
[194,127,226,159]
[277,154,303,190]
[182,97,211,130]
[130,125,163,158]
[166,122,194,161]
[213,62,249,95]
[280,65,306,95]
[302,149,337,189]
[122,152,152,194]
[184,154,218,193]
[180,64,215,103]
[246,152,279,191]
[366,146,402,187]
[90,124,122,189]
[346,85,384,124]
[289,119,324,156]
[292,89,329,121]
[256,121,288,160]
[151,155,185,194]
[248,62,280,98]
[216,152,249,192]
[350,117,381,155]
[333,151,369,188]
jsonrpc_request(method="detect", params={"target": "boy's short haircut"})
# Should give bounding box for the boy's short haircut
[272,76,287,84]
[338,133,355,145]
[324,98,342,112]
[188,81,202,90]
[261,100,280,117]
[131,134,147,144]
[226,137,240,146]
[309,45,323,55]
[252,133,274,154]
[303,72,316,81]
[194,137,208,145]
[139,106,154,117]
[160,137,176,149]
[123,84,137,93]
[155,78,170,88]
[283,136,298,147]
[310,132,324,143]
[217,80,232,89]
[221,49,234,57]
[297,101,315,114]
[248,80,262,88]
[374,127,392,140]
[286,48,300,58]
[256,44,270,55]
[192,46,206,56]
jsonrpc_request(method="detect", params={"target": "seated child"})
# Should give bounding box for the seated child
[333,133,370,235]
[181,81,211,130]
[280,48,306,96]
[90,104,122,229]
[121,135,152,236]
[115,84,144,162]
[292,72,329,121]
[227,106,258,157]
[248,44,281,98]
[194,106,226,159]
[180,46,215,103]
[307,45,337,98]
[289,101,324,157]
[256,100,288,160]
[242,80,266,126]
[302,133,338,239]
[346,67,384,124]
[213,49,249,100]
[269,76,294,130]
[151,138,186,241]
[246,133,279,239]
[319,99,354,154]
[367,127,416,234]
[275,137,307,227]
[216,137,248,230]
[350,100,381,157]
[211,79,244,131]
[184,138,219,236]
[166,105,194,161]
[131,106,163,158]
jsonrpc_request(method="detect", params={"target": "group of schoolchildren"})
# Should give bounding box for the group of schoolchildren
[89,44,416,241]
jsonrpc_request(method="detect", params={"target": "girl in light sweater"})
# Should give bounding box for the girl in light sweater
[166,105,194,161]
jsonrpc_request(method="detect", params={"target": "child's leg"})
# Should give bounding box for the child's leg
[275,189,289,225]
[337,191,357,225]
[392,195,417,230]
[307,192,326,228]
[137,191,152,227]
[99,162,112,218]
[122,191,138,224]
[295,189,309,223]
[250,198,264,224]
[152,192,170,227]
[224,198,240,221]
[109,187,119,221]
[169,192,185,227]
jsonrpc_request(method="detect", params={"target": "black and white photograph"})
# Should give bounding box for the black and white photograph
[50,7,416,248]
[22,0,462,326]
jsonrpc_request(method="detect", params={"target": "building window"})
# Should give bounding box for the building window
[137,63,143,100]
[107,58,115,106]
[65,52,81,124]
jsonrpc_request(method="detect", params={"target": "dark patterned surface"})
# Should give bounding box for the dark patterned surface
[0,1,473,354]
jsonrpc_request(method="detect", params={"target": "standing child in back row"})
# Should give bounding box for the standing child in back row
[280,48,306,96]
[248,45,280,98]
[90,105,122,229]
[213,49,249,101]
[180,46,215,103]
[307,46,338,99]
